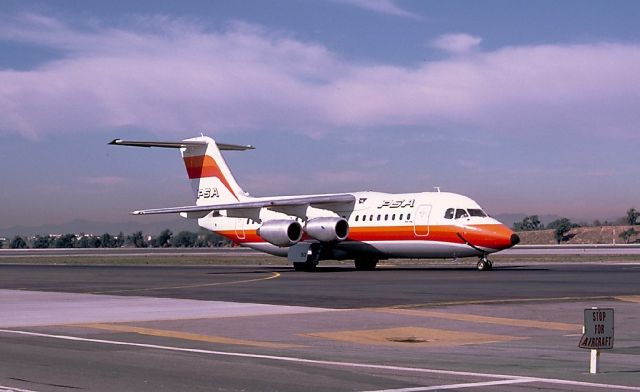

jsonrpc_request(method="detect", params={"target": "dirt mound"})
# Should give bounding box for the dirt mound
[517,226,638,245]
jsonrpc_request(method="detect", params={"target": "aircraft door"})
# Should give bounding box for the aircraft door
[235,218,246,240]
[413,205,431,236]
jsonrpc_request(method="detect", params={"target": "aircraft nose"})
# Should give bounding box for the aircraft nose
[462,224,519,250]
[511,233,520,246]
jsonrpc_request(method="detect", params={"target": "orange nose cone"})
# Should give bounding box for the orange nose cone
[466,224,519,250]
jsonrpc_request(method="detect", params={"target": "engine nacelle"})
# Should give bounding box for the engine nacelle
[304,217,349,242]
[257,220,303,247]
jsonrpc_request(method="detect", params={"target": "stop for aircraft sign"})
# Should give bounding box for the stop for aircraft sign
[579,308,614,350]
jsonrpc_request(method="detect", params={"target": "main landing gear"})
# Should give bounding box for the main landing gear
[293,261,316,272]
[292,243,320,272]
[354,257,378,271]
[477,256,493,271]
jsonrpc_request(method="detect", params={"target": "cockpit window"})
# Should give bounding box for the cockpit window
[444,208,454,219]
[455,209,469,219]
[468,209,487,217]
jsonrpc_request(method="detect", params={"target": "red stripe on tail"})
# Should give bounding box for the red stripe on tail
[183,155,238,200]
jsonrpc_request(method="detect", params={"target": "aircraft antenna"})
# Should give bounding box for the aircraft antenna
[434,186,441,192]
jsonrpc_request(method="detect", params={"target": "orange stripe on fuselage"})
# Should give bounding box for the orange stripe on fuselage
[183,155,237,199]
[216,224,514,250]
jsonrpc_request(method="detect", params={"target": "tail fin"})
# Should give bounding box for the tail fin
[180,136,250,204]
[109,136,253,204]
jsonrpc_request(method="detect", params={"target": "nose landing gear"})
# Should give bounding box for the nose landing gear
[477,256,493,271]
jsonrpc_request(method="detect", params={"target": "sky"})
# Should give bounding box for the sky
[1,0,639,228]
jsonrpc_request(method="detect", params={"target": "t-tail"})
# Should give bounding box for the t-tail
[109,136,254,205]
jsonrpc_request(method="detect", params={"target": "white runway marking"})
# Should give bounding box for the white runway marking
[2,329,639,391]
[0,289,332,328]
[0,385,39,392]
[365,378,536,391]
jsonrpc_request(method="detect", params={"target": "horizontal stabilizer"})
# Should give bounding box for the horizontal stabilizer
[109,139,255,151]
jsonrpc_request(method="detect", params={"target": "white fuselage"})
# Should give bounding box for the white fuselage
[198,191,514,260]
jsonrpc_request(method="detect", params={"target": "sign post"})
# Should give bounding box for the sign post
[578,308,614,374]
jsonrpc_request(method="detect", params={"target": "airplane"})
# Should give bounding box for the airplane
[110,135,520,271]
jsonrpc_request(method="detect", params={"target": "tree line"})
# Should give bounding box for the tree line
[1,229,232,249]
[513,207,640,244]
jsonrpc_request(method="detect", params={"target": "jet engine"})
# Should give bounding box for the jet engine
[257,220,303,247]
[304,217,349,242]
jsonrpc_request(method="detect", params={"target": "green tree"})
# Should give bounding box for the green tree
[127,231,147,248]
[90,236,102,248]
[152,229,173,248]
[626,208,639,226]
[54,233,77,248]
[115,232,125,247]
[619,228,638,244]
[172,231,197,247]
[0,238,4,249]
[10,236,28,249]
[547,218,577,244]
[100,232,114,248]
[77,235,101,248]
[513,215,543,231]
[32,235,52,249]
[77,236,90,248]
[195,230,231,247]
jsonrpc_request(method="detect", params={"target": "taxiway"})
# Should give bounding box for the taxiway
[1,261,639,391]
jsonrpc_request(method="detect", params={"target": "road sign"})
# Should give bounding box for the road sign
[579,308,614,350]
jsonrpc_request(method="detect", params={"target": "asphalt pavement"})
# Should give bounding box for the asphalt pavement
[1,261,639,391]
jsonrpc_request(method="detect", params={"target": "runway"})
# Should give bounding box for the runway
[2,243,640,259]
[0,247,262,258]
[1,261,639,391]
[1,263,639,307]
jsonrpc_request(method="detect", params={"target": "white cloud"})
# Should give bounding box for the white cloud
[431,33,482,54]
[1,15,640,141]
[332,0,419,19]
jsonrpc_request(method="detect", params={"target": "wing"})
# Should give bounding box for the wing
[131,194,356,220]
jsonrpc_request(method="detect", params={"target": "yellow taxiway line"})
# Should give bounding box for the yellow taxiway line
[91,271,281,294]
[615,295,640,303]
[72,322,301,349]
[376,308,581,331]
[305,326,524,347]
[385,295,617,309]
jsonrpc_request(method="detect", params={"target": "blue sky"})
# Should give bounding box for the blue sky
[1,0,639,227]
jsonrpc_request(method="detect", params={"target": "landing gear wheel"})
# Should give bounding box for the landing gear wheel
[354,258,378,271]
[293,262,316,272]
[477,258,493,271]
